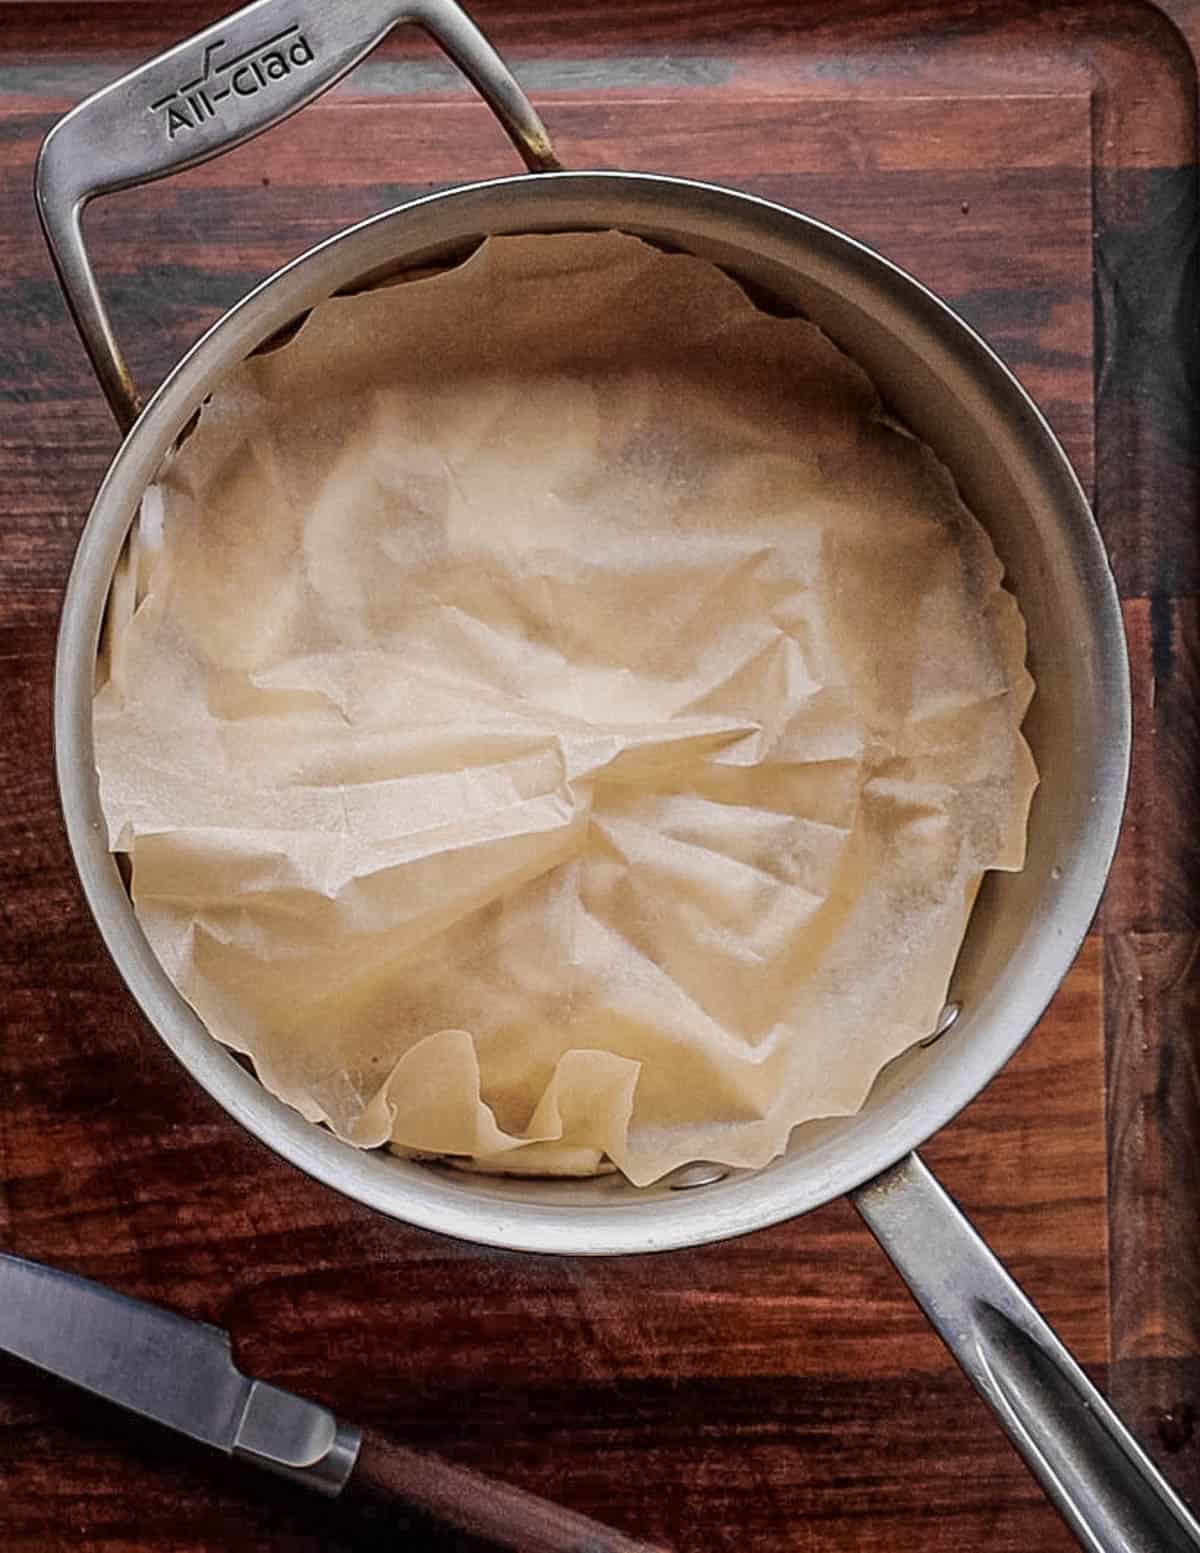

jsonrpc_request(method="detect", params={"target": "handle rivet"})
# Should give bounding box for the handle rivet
[920,1001,961,1047]
[668,1163,728,1190]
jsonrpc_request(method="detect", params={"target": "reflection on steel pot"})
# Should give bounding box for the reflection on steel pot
[35,1,1195,1548]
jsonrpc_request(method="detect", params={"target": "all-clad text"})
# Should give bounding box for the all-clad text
[149,24,316,139]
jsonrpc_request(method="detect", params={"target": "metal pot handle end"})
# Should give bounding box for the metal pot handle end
[34,0,560,434]
[854,1153,1200,1552]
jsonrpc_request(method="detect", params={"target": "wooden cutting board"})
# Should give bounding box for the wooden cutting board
[0,2,1196,1549]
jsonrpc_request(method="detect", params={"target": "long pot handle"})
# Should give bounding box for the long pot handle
[35,0,559,434]
[853,1152,1200,1552]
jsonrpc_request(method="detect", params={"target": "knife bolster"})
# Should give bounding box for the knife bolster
[232,1378,361,1496]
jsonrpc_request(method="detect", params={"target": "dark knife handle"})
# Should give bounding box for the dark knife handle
[342,1426,670,1553]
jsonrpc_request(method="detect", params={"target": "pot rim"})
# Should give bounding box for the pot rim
[53,170,1131,1254]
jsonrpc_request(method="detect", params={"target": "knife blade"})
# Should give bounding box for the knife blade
[0,1251,668,1553]
[0,1250,358,1491]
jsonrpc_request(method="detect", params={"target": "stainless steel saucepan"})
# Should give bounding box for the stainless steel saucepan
[36,3,1197,1547]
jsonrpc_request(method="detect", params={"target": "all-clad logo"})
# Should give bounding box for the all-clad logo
[149,23,316,138]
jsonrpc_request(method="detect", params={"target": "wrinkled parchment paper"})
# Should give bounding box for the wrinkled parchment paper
[94,232,1037,1185]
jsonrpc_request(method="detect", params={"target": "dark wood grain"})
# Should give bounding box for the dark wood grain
[0,1,1195,1549]
[1098,0,1200,1509]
